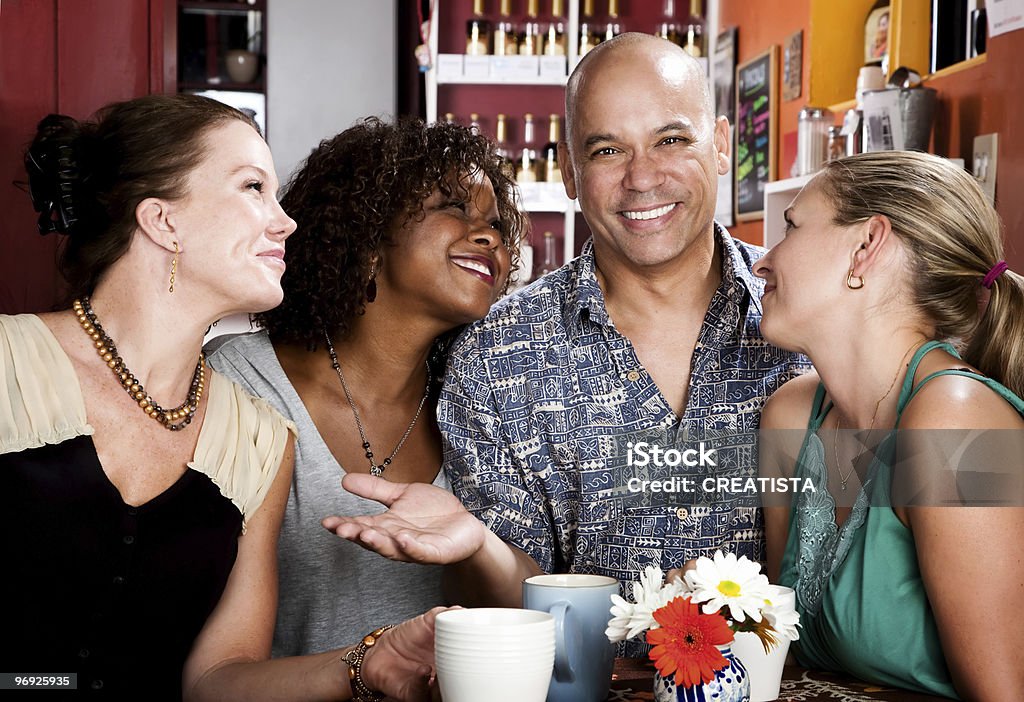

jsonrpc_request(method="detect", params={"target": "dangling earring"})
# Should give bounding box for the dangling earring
[365,257,379,303]
[169,242,179,293]
[846,267,864,290]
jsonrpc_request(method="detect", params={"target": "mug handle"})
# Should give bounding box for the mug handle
[550,600,574,683]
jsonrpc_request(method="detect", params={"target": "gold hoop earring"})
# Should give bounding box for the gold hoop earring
[846,268,864,290]
[169,242,179,293]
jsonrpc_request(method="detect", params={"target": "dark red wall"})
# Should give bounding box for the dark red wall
[0,0,174,314]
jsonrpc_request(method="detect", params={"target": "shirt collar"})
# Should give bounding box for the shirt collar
[565,222,764,328]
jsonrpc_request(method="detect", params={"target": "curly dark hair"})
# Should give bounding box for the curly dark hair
[256,116,526,350]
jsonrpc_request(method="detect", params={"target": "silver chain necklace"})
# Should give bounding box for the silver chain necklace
[324,330,431,477]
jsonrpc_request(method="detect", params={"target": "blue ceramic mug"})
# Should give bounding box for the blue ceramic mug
[522,574,619,702]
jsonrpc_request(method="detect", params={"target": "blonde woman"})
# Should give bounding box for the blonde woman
[755,151,1024,700]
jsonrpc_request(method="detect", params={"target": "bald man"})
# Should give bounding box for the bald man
[326,35,807,643]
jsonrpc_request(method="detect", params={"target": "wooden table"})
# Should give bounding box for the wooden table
[608,658,952,701]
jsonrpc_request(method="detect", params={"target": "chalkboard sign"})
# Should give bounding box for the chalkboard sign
[735,46,778,222]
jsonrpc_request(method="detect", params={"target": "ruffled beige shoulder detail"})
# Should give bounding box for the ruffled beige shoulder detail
[190,370,296,532]
[0,314,93,454]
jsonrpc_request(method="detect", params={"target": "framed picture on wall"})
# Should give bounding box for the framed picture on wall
[734,46,778,222]
[714,27,738,228]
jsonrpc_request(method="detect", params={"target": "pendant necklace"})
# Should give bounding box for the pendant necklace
[324,330,431,477]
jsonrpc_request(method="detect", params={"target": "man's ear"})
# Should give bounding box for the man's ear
[714,116,731,176]
[135,197,178,252]
[557,141,577,201]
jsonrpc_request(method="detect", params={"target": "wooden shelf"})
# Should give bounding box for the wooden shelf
[438,74,568,86]
[180,80,264,92]
[180,1,265,14]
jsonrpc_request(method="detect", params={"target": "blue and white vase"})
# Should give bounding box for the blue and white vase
[653,644,750,702]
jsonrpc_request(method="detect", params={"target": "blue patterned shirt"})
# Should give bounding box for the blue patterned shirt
[439,225,808,586]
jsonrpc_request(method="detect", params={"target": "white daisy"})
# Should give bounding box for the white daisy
[605,566,687,642]
[683,551,772,624]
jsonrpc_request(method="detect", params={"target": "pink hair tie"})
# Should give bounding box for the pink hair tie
[982,261,1009,289]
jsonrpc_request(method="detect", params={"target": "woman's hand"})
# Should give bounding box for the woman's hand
[360,607,451,702]
[322,474,488,565]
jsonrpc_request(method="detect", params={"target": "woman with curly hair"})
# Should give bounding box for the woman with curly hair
[206,116,525,657]
[3,95,448,702]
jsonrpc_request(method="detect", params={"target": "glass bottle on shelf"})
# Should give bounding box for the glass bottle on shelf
[579,0,598,57]
[466,0,491,55]
[519,0,545,56]
[683,0,705,57]
[493,0,519,55]
[604,0,622,43]
[495,113,516,177]
[542,114,562,183]
[535,231,559,278]
[469,113,482,134]
[444,112,457,124]
[544,0,567,56]
[655,0,681,47]
[517,113,539,184]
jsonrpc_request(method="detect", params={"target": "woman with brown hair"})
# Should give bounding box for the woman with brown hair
[2,94,445,701]
[755,150,1024,700]
[205,116,524,656]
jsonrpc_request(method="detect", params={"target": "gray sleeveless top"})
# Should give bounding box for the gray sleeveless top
[206,330,447,656]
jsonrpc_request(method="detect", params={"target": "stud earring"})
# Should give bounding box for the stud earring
[846,268,864,290]
[169,242,179,293]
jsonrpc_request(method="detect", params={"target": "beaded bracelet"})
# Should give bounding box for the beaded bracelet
[343,624,396,702]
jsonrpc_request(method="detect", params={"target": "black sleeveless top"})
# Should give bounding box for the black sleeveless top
[0,314,295,699]
[0,436,242,699]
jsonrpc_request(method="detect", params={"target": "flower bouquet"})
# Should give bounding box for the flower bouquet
[605,551,800,702]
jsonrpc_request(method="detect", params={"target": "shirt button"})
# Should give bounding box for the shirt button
[112,575,126,586]
[91,680,104,690]
[123,535,135,545]
[78,648,90,658]
[127,507,138,516]
[675,507,689,521]
[626,370,641,382]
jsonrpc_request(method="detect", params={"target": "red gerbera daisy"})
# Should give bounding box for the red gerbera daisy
[646,596,735,688]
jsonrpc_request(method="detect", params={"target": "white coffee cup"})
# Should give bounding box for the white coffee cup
[435,608,555,702]
[732,585,796,702]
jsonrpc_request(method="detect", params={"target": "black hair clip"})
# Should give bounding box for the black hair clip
[25,141,80,236]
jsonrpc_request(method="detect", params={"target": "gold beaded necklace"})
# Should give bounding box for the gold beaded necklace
[73,298,205,431]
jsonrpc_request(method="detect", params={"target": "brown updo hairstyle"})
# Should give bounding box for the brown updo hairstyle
[817,151,1024,396]
[257,116,527,349]
[24,94,258,299]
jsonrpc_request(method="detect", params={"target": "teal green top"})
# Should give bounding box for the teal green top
[778,341,1024,700]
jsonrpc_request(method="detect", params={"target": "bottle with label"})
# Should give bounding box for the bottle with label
[683,0,704,57]
[466,0,491,55]
[468,113,482,134]
[443,112,457,124]
[656,0,681,47]
[517,113,539,184]
[519,0,545,56]
[534,231,559,278]
[493,0,518,55]
[579,0,598,57]
[604,0,622,43]
[543,0,567,56]
[542,114,562,183]
[494,113,515,178]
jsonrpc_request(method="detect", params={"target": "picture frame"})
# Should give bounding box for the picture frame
[864,4,890,65]
[713,27,738,228]
[735,46,778,222]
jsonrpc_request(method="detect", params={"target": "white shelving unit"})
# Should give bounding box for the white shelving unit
[424,1,720,265]
[762,173,814,248]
